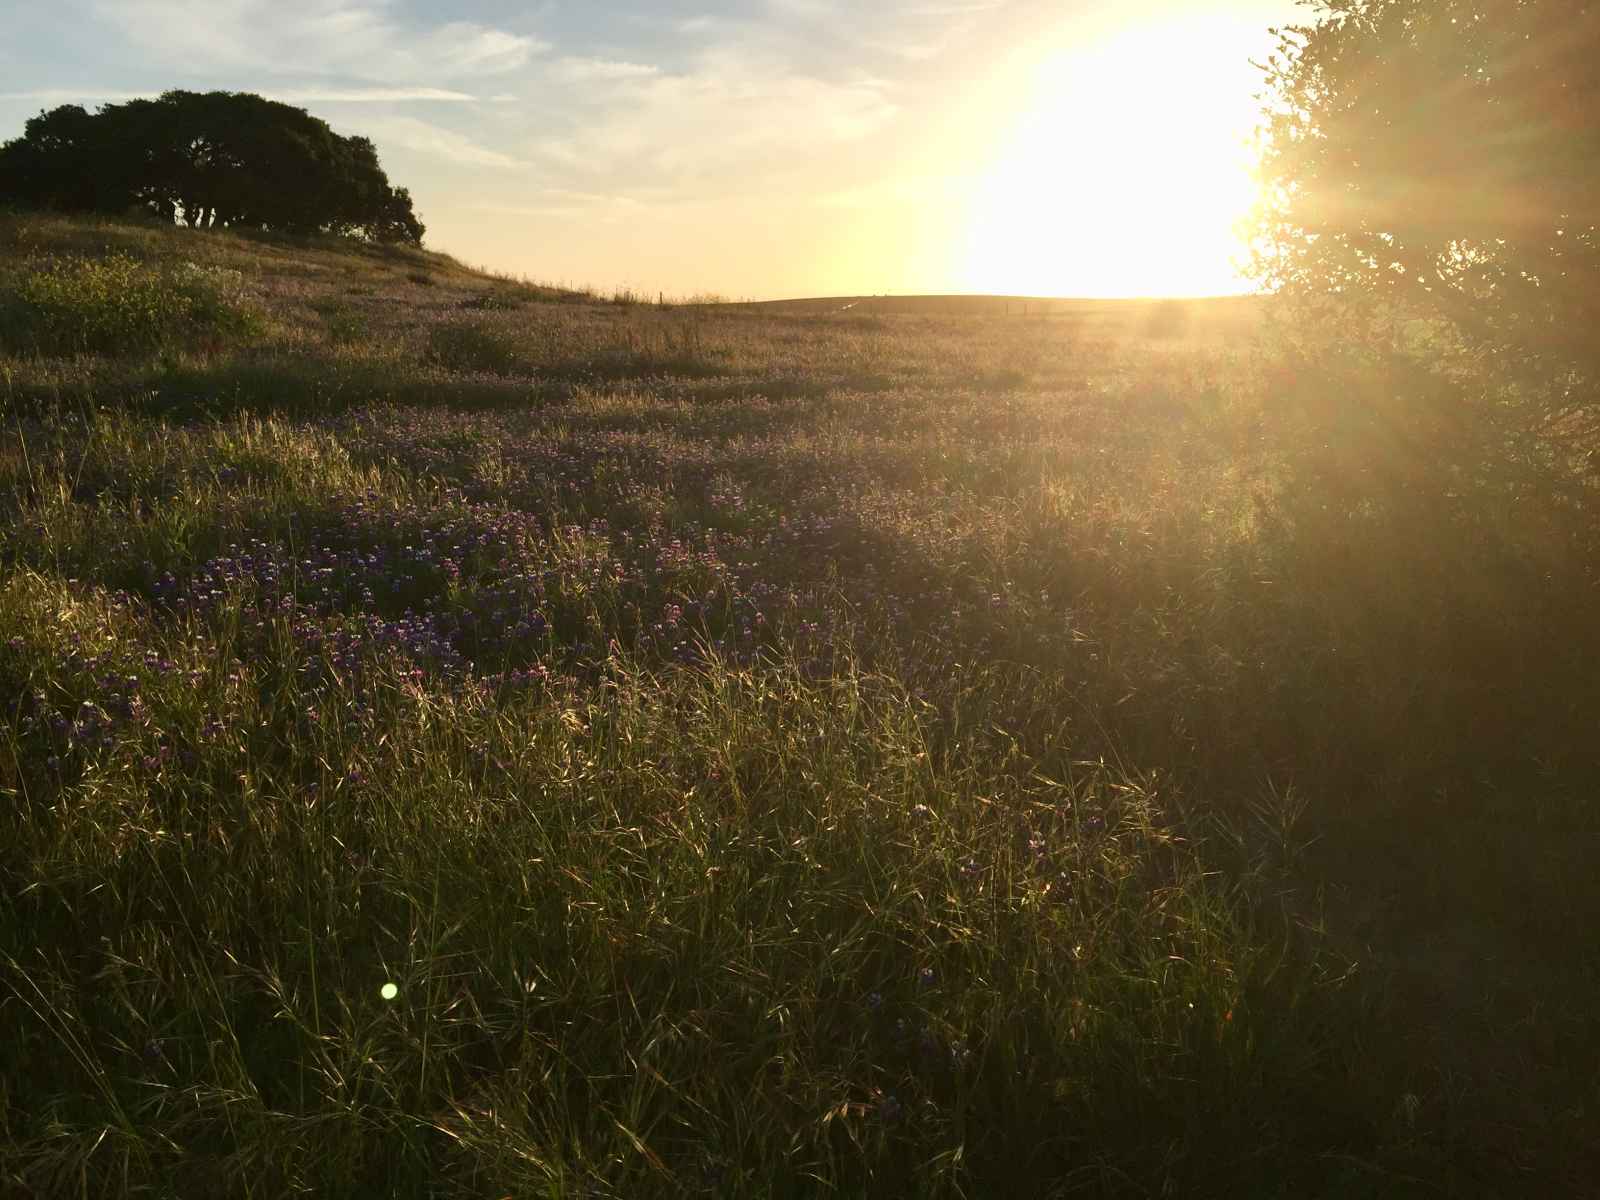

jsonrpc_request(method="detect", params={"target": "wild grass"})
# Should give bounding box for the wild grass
[0,254,260,356]
[1,212,1597,1197]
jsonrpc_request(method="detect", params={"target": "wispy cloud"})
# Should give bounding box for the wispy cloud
[521,49,901,191]
[468,189,654,223]
[902,1,1006,14]
[360,115,530,170]
[0,89,152,104]
[765,0,842,17]
[868,0,1011,61]
[552,58,660,82]
[269,87,478,103]
[89,1,546,82]
[0,85,478,105]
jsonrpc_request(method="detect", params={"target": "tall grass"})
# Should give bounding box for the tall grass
[0,557,1366,1195]
[2,213,1597,1196]
[0,254,259,356]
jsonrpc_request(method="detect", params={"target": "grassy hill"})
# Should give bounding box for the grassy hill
[738,293,1263,335]
[2,211,1597,1197]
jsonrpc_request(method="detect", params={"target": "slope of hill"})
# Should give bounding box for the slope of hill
[740,292,1263,333]
[0,211,1260,416]
[2,212,1596,1197]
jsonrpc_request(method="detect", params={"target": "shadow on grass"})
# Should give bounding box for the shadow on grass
[2,346,917,424]
[3,353,740,421]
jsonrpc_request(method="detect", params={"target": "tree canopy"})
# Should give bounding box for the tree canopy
[1254,0,1600,404]
[0,90,425,246]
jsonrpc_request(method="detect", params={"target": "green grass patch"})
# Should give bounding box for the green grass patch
[0,254,260,357]
[314,299,373,346]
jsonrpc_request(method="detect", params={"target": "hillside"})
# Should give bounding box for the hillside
[2,213,1597,1197]
[741,292,1263,333]
[0,212,1257,416]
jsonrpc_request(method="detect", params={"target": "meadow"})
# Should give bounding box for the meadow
[1,211,1596,1197]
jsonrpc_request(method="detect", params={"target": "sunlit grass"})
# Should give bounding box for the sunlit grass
[1,212,1597,1196]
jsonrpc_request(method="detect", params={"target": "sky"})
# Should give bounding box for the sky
[0,0,1304,299]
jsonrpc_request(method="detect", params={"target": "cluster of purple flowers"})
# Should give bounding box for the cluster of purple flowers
[127,480,829,691]
[5,392,1096,761]
[8,643,179,773]
[308,404,1072,684]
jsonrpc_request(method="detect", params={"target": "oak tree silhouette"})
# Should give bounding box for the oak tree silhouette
[0,90,425,246]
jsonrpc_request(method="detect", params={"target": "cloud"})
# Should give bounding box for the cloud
[765,0,841,17]
[553,58,661,82]
[526,137,587,168]
[468,189,654,223]
[901,1,1005,14]
[88,1,546,83]
[673,15,728,36]
[0,85,478,106]
[0,89,151,104]
[528,51,900,190]
[268,87,477,103]
[360,115,530,170]
[484,0,1045,227]
[867,0,1011,60]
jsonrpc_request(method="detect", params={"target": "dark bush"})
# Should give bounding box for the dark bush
[0,91,425,246]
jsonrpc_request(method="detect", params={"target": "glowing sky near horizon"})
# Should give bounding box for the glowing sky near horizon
[0,0,1300,299]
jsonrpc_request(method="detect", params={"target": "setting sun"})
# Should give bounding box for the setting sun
[959,16,1270,298]
[0,1,1294,299]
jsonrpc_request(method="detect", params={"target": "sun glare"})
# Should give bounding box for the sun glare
[959,18,1268,298]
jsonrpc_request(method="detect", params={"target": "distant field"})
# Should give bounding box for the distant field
[742,290,1257,318]
[726,293,1265,344]
[2,212,1596,1198]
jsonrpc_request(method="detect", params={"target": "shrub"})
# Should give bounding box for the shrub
[0,254,258,356]
[458,290,524,312]
[424,320,525,375]
[1254,0,1600,450]
[315,301,371,345]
